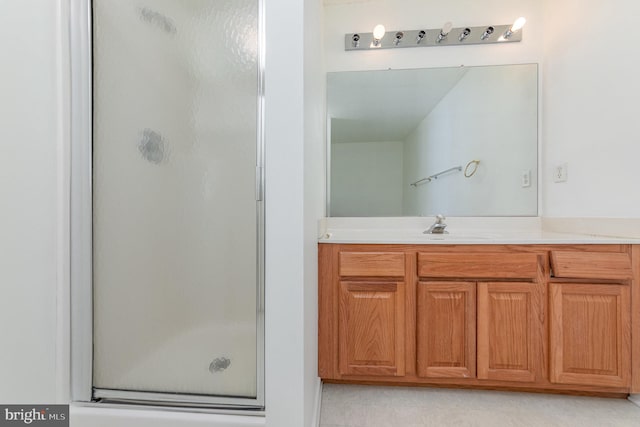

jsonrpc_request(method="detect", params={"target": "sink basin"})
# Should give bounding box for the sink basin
[421,233,493,240]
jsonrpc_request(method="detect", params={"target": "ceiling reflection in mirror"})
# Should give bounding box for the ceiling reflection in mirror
[327,63,538,217]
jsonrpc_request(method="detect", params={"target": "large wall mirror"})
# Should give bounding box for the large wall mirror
[327,63,538,217]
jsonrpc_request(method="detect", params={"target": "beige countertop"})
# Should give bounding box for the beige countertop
[318,217,640,245]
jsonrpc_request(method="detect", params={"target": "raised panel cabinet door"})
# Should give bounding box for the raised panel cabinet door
[550,283,631,388]
[417,281,476,378]
[477,282,542,383]
[338,281,405,377]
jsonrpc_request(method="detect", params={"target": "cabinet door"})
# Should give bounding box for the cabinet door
[417,281,475,378]
[550,283,631,388]
[477,282,541,383]
[338,281,405,377]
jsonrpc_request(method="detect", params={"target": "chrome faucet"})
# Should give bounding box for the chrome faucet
[424,214,448,234]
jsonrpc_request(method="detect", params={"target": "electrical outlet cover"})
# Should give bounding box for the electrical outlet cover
[521,170,531,187]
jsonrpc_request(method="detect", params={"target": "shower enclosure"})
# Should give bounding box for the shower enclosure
[70,0,264,408]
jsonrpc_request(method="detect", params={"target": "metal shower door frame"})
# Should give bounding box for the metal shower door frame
[69,0,265,409]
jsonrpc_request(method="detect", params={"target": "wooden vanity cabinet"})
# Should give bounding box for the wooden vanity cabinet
[319,243,639,395]
[417,251,544,384]
[549,250,634,388]
[339,280,406,377]
[549,282,630,388]
[416,280,543,383]
[329,251,409,378]
[476,281,542,383]
[417,281,476,379]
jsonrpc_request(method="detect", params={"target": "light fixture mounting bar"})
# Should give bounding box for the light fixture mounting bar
[345,24,521,51]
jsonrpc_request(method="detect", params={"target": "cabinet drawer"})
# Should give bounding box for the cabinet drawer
[550,251,632,280]
[418,253,539,279]
[339,252,405,277]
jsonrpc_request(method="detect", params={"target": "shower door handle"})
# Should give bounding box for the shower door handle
[256,166,264,201]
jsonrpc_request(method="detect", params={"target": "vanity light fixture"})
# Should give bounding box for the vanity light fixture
[503,17,526,39]
[393,31,404,46]
[436,22,453,43]
[344,20,524,50]
[458,27,471,41]
[371,24,386,47]
[480,26,494,40]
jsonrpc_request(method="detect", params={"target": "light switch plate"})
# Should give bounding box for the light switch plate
[553,163,568,183]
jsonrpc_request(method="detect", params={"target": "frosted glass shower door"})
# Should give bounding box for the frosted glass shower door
[91,0,262,402]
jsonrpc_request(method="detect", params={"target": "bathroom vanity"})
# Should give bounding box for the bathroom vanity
[318,224,640,396]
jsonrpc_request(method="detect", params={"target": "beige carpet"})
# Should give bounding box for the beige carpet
[320,384,640,427]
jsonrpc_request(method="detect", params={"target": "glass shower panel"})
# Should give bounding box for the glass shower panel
[92,0,260,398]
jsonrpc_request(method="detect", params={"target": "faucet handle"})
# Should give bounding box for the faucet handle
[435,214,446,223]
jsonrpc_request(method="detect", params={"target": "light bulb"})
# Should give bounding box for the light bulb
[511,17,526,32]
[437,21,453,43]
[503,16,526,39]
[373,24,386,40]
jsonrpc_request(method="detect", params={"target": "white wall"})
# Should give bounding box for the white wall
[264,0,305,423]
[265,0,324,425]
[325,0,640,220]
[303,0,325,423]
[403,65,538,216]
[325,0,544,73]
[0,0,62,403]
[331,141,403,216]
[542,0,640,217]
